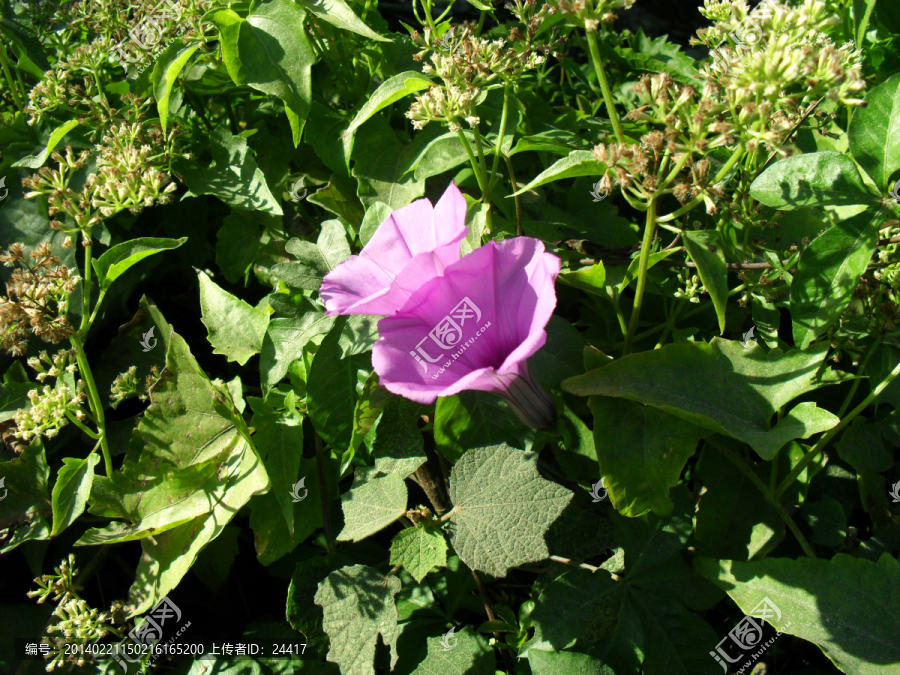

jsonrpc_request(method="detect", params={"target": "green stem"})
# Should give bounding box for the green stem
[610,284,747,352]
[86,290,107,330]
[611,295,628,339]
[314,432,336,556]
[584,28,624,144]
[456,126,488,196]
[489,85,511,190]
[708,438,816,558]
[836,339,881,417]
[774,355,900,500]
[0,44,23,111]
[503,155,523,237]
[71,335,110,476]
[456,125,493,232]
[623,198,658,354]
[420,0,437,32]
[657,143,745,223]
[65,411,101,439]
[654,299,686,349]
[79,239,93,334]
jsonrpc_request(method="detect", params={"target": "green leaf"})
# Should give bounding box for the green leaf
[307,318,371,451]
[251,406,304,536]
[790,208,881,350]
[552,395,599,482]
[693,441,785,561]
[78,334,269,549]
[748,151,876,209]
[411,132,471,181]
[288,553,354,655]
[337,471,407,542]
[619,247,681,294]
[315,564,402,675]
[694,554,900,675]
[447,445,572,577]
[390,525,448,582]
[754,401,839,460]
[682,230,728,334]
[801,495,847,546]
[50,454,100,537]
[307,173,365,228]
[529,650,614,675]
[0,440,51,553]
[151,43,199,133]
[215,209,265,284]
[352,116,427,209]
[434,391,535,463]
[525,492,721,673]
[344,71,433,137]
[211,0,315,145]
[564,338,839,459]
[410,627,495,675]
[298,0,391,42]
[371,397,426,478]
[338,313,380,358]
[260,311,336,394]
[588,396,708,517]
[345,373,393,471]
[0,3,48,72]
[529,315,588,389]
[12,120,80,169]
[92,237,187,291]
[836,416,892,474]
[272,220,351,291]
[559,262,607,297]
[198,270,268,365]
[249,454,337,565]
[511,150,606,196]
[359,202,393,246]
[192,524,239,593]
[176,125,283,215]
[85,334,270,615]
[849,72,900,190]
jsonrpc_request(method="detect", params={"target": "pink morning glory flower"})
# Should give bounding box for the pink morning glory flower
[372,237,560,429]
[319,182,467,316]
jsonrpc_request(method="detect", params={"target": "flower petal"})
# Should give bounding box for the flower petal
[320,183,468,316]
[372,237,560,404]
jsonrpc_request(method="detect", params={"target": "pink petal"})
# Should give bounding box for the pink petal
[372,237,560,406]
[320,183,468,315]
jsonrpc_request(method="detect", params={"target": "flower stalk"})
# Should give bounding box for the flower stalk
[585,27,624,144]
[623,197,658,354]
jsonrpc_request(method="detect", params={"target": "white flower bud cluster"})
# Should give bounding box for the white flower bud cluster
[407,10,558,131]
[14,379,87,440]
